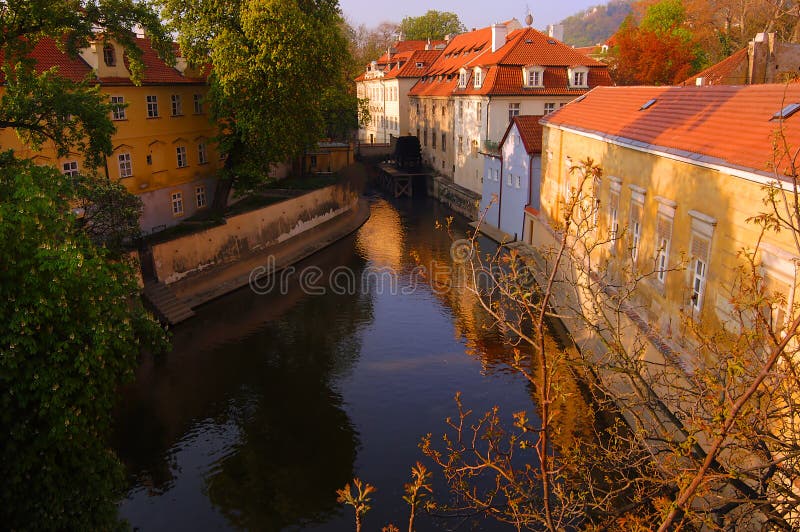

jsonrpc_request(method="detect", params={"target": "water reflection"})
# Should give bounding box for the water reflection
[114,194,597,531]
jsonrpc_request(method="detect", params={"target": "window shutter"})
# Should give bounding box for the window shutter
[656,214,672,242]
[691,234,710,261]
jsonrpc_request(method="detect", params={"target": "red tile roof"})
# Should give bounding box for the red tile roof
[409,25,611,97]
[541,85,800,179]
[382,49,443,79]
[501,115,543,154]
[2,36,204,86]
[100,37,203,85]
[682,48,748,86]
[2,38,93,83]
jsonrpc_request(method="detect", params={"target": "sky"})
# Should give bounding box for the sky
[338,0,604,32]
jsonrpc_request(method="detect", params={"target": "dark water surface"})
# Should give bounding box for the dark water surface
[113,195,559,530]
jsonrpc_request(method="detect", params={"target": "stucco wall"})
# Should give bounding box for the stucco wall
[539,124,799,361]
[151,182,359,284]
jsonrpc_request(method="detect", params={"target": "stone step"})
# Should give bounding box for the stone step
[142,281,195,326]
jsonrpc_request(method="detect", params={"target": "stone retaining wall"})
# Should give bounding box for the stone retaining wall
[151,182,359,284]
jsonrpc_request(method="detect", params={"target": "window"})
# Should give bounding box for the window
[473,68,483,88]
[544,102,556,114]
[441,133,446,152]
[146,95,158,118]
[525,66,544,87]
[629,201,642,263]
[423,128,428,147]
[103,44,115,66]
[176,146,188,168]
[171,94,183,116]
[608,192,620,247]
[688,211,716,312]
[432,129,437,149]
[458,135,463,155]
[569,66,590,88]
[441,105,446,118]
[193,94,203,114]
[507,172,512,186]
[196,186,207,208]
[118,153,132,178]
[508,103,520,122]
[655,198,676,284]
[62,160,79,177]
[458,69,468,88]
[515,175,521,188]
[459,100,463,119]
[198,142,208,164]
[110,96,126,120]
[760,245,797,332]
[471,139,478,157]
[477,101,482,124]
[171,192,184,216]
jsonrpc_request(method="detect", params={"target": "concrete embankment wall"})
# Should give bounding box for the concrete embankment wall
[429,175,480,220]
[151,182,359,285]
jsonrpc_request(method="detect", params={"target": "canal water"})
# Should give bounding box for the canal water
[113,193,586,530]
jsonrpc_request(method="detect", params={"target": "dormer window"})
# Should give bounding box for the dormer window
[103,44,116,66]
[568,66,590,88]
[416,62,423,68]
[473,67,483,89]
[458,69,468,88]
[524,66,544,88]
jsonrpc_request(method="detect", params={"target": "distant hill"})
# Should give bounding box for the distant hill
[560,0,633,47]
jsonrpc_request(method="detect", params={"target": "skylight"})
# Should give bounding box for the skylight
[772,103,800,120]
[640,99,657,110]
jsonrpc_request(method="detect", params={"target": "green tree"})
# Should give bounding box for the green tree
[398,10,465,41]
[161,0,356,199]
[0,153,168,529]
[0,2,172,527]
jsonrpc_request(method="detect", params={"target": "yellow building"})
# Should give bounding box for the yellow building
[531,84,800,366]
[0,36,221,233]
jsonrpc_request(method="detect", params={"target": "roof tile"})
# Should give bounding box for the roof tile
[541,85,800,178]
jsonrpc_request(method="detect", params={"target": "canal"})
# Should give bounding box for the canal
[113,192,591,530]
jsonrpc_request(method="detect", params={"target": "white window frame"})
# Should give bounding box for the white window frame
[688,210,717,312]
[198,142,208,165]
[473,68,483,88]
[458,69,468,88]
[171,191,184,216]
[176,146,188,168]
[544,102,556,114]
[568,66,590,88]
[508,102,520,122]
[655,197,676,285]
[525,66,544,87]
[110,95,126,120]
[171,94,183,116]
[146,95,159,118]
[195,186,207,208]
[62,160,79,177]
[629,185,646,264]
[118,152,132,178]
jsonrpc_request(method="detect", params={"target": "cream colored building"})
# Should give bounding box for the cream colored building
[355,40,443,145]
[531,84,800,364]
[408,21,611,195]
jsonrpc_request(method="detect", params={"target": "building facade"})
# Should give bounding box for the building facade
[532,85,800,365]
[0,36,221,233]
[355,40,444,145]
[408,21,611,194]
[480,115,542,240]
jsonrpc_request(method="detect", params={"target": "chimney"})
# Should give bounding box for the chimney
[547,24,564,42]
[491,23,507,53]
[749,33,769,84]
